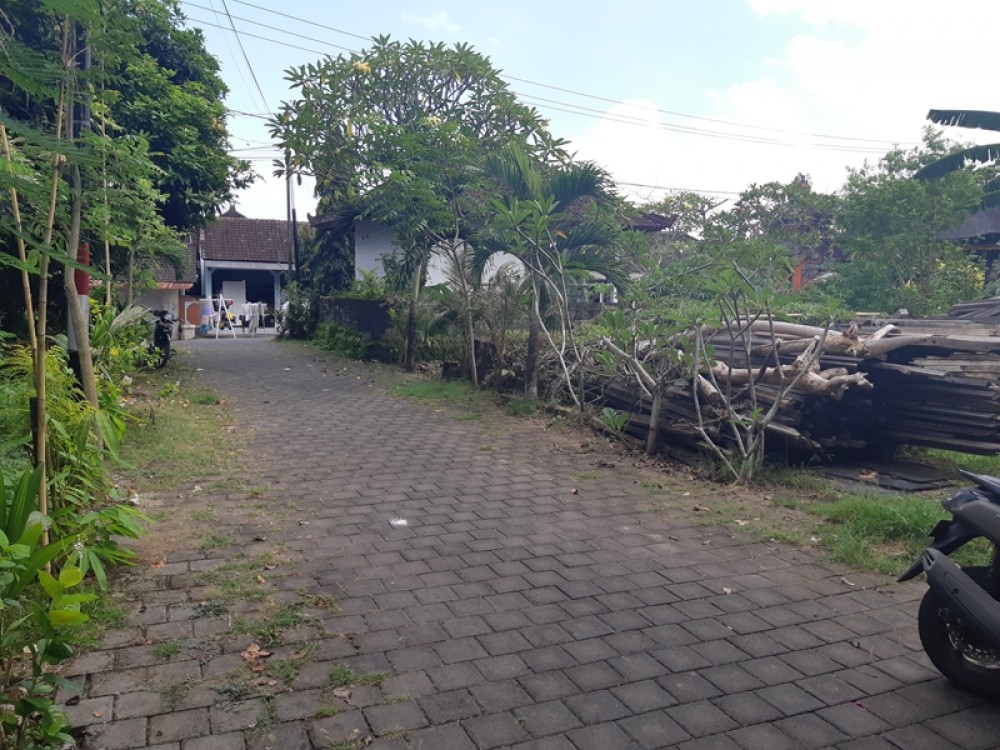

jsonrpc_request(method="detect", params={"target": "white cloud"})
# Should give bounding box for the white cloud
[569,2,1000,206]
[400,10,460,33]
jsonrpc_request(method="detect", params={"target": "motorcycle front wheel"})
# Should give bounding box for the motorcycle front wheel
[918,566,1000,697]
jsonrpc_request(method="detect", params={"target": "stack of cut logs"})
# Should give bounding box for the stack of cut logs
[591,314,1000,459]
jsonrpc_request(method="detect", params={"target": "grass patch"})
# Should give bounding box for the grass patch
[77,587,129,645]
[575,470,600,480]
[231,602,312,645]
[190,508,216,522]
[505,397,536,417]
[395,379,473,402]
[120,370,239,492]
[267,644,317,685]
[329,663,387,688]
[198,555,274,602]
[905,448,1000,477]
[315,704,338,718]
[805,491,992,574]
[200,533,233,550]
[188,388,222,406]
[155,640,182,660]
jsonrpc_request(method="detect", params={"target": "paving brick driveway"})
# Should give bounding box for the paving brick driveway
[76,337,999,750]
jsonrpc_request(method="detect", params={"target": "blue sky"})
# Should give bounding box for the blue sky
[179,0,1000,219]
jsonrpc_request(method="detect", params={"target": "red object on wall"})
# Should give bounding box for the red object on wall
[74,242,90,295]
[791,261,804,291]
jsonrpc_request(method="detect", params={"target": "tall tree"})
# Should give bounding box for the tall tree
[103,0,253,231]
[833,131,983,315]
[272,37,563,366]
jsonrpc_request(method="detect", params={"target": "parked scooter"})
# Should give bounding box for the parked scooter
[899,470,1000,696]
[149,309,176,369]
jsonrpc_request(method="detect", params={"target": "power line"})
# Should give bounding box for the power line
[186,2,355,53]
[187,13,889,155]
[228,0,372,42]
[184,0,913,149]
[187,15,328,57]
[215,0,271,112]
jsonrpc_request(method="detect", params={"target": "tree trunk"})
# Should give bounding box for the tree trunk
[646,385,662,456]
[65,165,99,408]
[404,262,421,372]
[526,311,539,399]
[127,242,136,305]
[465,304,478,387]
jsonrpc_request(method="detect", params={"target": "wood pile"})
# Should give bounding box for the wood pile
[590,317,1000,459]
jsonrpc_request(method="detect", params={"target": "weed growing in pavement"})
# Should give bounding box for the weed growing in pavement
[231,602,312,645]
[212,679,261,708]
[575,470,600,480]
[193,601,229,618]
[328,739,364,750]
[198,555,274,602]
[190,508,216,522]
[315,704,338,717]
[251,695,279,736]
[161,679,194,710]
[200,532,233,550]
[329,663,387,688]
[267,644,317,685]
[381,694,411,704]
[155,640,182,660]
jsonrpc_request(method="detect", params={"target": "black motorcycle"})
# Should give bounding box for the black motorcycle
[899,470,1000,696]
[149,309,176,369]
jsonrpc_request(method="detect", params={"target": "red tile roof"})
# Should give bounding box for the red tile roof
[193,208,294,264]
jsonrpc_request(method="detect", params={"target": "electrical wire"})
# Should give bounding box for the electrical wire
[216,0,271,112]
[185,0,914,148]
[187,13,890,155]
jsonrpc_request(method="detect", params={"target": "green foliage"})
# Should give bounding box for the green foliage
[88,302,157,406]
[834,131,983,315]
[0,467,96,750]
[811,492,990,574]
[315,322,372,360]
[600,407,629,435]
[345,270,389,300]
[281,282,319,339]
[395,379,473,402]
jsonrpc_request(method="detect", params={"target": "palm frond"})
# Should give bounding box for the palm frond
[485,142,543,201]
[928,109,1000,133]
[549,161,612,209]
[983,175,1000,209]
[915,144,1000,180]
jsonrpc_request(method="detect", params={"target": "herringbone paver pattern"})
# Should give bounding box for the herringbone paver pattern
[75,338,998,749]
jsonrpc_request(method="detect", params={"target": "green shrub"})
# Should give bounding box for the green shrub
[0,466,97,748]
[315,322,372,359]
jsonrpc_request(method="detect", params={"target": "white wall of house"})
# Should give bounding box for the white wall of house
[134,288,183,337]
[355,219,523,287]
[355,219,396,279]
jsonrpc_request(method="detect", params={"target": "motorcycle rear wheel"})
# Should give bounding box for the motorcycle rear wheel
[156,340,170,369]
[918,566,1000,697]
